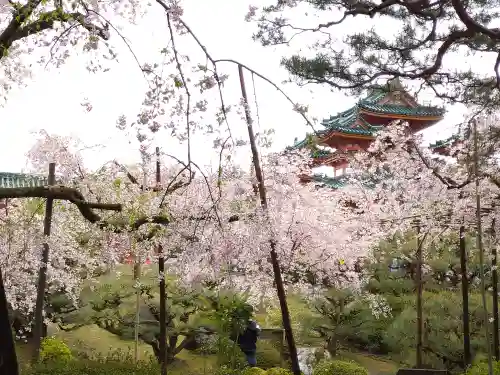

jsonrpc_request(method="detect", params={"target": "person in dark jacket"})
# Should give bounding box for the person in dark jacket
[234,319,261,367]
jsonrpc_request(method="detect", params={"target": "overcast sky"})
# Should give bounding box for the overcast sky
[0,0,476,175]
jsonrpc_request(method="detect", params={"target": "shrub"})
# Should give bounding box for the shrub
[466,360,500,375]
[38,337,73,363]
[242,368,267,375]
[266,297,319,345]
[313,360,368,375]
[266,368,294,375]
[214,366,237,375]
[256,340,283,369]
[22,359,159,375]
[215,337,249,370]
[216,337,282,370]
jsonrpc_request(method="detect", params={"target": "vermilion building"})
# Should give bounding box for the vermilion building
[291,78,449,187]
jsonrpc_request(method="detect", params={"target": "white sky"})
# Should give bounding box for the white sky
[0,0,478,175]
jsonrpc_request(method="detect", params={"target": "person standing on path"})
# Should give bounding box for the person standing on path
[235,319,261,367]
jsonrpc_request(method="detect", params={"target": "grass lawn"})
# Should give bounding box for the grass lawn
[16,268,400,374]
[17,324,217,375]
[17,323,400,375]
[339,349,399,375]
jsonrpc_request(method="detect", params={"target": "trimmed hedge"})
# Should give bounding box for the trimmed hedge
[216,337,282,370]
[466,360,500,375]
[22,360,159,375]
[313,360,368,375]
[242,368,267,375]
[266,368,293,375]
[39,337,73,364]
[24,360,292,375]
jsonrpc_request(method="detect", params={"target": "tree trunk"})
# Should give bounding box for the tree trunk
[238,64,301,375]
[491,221,499,360]
[326,334,337,357]
[156,147,167,375]
[459,225,471,366]
[0,267,19,375]
[473,120,494,375]
[415,223,424,368]
[32,163,56,363]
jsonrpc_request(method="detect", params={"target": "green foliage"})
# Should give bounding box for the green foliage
[312,360,368,375]
[242,367,267,375]
[202,289,254,335]
[23,359,159,375]
[214,366,241,375]
[266,367,293,375]
[39,337,73,363]
[311,288,356,355]
[255,340,284,369]
[266,295,320,345]
[466,360,500,375]
[214,368,292,375]
[383,291,487,370]
[253,0,500,109]
[215,336,282,370]
[364,231,483,295]
[77,277,208,363]
[215,336,249,370]
[303,230,498,372]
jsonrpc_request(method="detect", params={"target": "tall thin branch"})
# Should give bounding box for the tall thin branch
[473,120,493,375]
[238,64,301,375]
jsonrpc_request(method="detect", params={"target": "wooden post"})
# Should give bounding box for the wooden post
[459,225,471,366]
[31,162,56,363]
[491,220,499,360]
[238,64,301,375]
[157,147,167,375]
[0,267,19,375]
[134,260,141,363]
[415,221,424,368]
[134,168,148,363]
[0,175,121,373]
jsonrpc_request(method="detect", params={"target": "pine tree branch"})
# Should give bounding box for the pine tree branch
[0,186,120,222]
[0,186,172,237]
[0,3,109,59]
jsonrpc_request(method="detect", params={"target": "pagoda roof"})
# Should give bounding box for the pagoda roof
[429,135,459,149]
[0,172,48,188]
[309,174,351,189]
[307,171,386,190]
[291,82,445,150]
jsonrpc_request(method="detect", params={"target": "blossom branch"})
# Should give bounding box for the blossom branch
[155,0,317,135]
[409,140,472,189]
[0,2,110,58]
[0,186,120,223]
[166,13,192,166]
[156,0,234,144]
[0,186,173,241]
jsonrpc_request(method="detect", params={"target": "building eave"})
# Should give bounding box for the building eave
[0,172,48,188]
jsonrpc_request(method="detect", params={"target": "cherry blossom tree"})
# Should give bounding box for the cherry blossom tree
[327,116,500,371]
[161,151,377,296]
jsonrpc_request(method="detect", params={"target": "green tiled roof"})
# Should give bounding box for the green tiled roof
[359,102,444,117]
[327,125,374,136]
[0,172,48,188]
[321,88,444,131]
[291,85,445,151]
[310,171,385,190]
[310,174,350,189]
[429,135,459,149]
[311,149,333,158]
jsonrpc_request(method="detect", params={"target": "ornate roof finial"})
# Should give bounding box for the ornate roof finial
[387,77,404,92]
